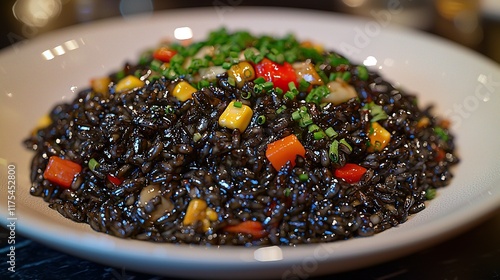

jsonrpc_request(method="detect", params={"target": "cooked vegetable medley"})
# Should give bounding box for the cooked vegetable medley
[25,29,458,245]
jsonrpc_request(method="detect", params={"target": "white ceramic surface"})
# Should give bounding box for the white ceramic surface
[1,7,499,279]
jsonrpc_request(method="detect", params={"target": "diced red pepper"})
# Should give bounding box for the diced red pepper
[43,156,82,188]
[265,134,306,171]
[334,163,367,184]
[224,221,267,239]
[152,47,177,63]
[254,58,298,92]
[107,174,123,186]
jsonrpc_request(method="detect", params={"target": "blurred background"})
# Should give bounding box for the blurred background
[0,0,499,63]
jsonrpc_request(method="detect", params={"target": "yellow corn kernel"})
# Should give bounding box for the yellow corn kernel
[91,76,111,94]
[172,81,197,102]
[202,218,211,232]
[218,101,253,132]
[227,61,255,88]
[417,117,430,128]
[205,207,218,222]
[292,61,323,86]
[368,122,391,152]
[183,199,207,226]
[32,114,52,135]
[115,75,144,93]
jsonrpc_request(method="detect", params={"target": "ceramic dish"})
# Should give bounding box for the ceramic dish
[1,7,499,279]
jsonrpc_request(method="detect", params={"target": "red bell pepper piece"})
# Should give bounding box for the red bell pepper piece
[224,221,267,239]
[334,163,367,184]
[153,47,177,63]
[254,58,298,92]
[43,156,82,188]
[107,174,123,186]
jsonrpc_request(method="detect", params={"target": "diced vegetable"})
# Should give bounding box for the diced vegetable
[368,122,391,152]
[292,61,323,86]
[107,174,123,186]
[183,199,207,226]
[183,198,217,232]
[91,77,111,94]
[224,221,267,238]
[227,61,255,88]
[254,58,298,92]
[115,75,145,93]
[334,163,367,184]
[218,100,253,132]
[139,185,174,221]
[152,47,177,62]
[43,156,82,188]
[322,79,358,105]
[172,81,197,101]
[197,66,226,82]
[265,134,306,170]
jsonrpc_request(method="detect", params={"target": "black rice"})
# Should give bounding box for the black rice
[24,29,458,246]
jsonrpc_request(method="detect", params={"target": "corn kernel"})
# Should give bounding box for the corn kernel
[172,81,197,101]
[183,199,207,226]
[227,61,255,88]
[91,77,111,94]
[32,114,52,135]
[115,75,144,93]
[219,101,253,132]
[205,208,218,222]
[368,122,391,152]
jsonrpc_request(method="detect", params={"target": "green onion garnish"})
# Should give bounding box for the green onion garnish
[88,158,99,171]
[257,115,266,125]
[233,101,243,108]
[298,173,309,182]
[425,188,437,200]
[356,65,369,81]
[329,140,339,163]
[314,131,326,140]
[325,127,337,138]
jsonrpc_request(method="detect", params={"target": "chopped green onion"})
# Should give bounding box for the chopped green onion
[227,77,236,87]
[433,127,449,142]
[356,65,369,81]
[284,92,295,100]
[339,138,353,152]
[257,115,266,125]
[298,173,309,182]
[325,127,338,138]
[299,117,313,127]
[193,132,202,142]
[88,158,99,171]
[284,188,292,197]
[276,105,287,114]
[233,101,243,108]
[329,140,339,163]
[298,79,310,92]
[342,71,351,81]
[274,88,283,95]
[198,79,210,89]
[165,105,175,114]
[222,61,232,70]
[262,81,274,91]
[308,124,320,132]
[363,102,388,122]
[150,59,162,71]
[254,77,266,84]
[425,188,437,200]
[241,91,252,99]
[292,110,302,120]
[329,72,338,81]
[314,131,326,140]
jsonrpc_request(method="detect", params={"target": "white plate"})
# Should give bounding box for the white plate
[1,7,499,279]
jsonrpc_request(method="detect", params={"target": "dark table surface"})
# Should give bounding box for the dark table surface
[0,1,499,279]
